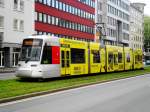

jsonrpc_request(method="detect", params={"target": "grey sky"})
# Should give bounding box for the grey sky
[130,0,150,16]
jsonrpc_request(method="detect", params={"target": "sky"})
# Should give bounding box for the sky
[130,0,150,16]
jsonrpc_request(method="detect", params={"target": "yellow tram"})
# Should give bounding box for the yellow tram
[16,35,144,78]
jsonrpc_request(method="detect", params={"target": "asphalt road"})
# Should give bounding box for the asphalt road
[0,72,16,80]
[1,74,150,112]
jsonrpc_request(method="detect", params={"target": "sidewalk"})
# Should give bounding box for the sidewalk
[0,67,16,73]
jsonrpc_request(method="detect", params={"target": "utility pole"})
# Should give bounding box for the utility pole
[95,23,106,47]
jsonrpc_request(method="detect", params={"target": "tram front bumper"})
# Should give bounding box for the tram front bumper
[16,68,43,78]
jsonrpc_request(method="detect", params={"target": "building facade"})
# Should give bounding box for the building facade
[96,0,130,46]
[0,0,34,67]
[130,3,145,50]
[0,0,95,68]
[34,0,95,41]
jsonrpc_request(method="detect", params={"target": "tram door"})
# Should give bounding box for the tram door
[61,47,70,76]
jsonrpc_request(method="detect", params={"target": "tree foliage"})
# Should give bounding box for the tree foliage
[144,16,150,52]
[144,16,150,40]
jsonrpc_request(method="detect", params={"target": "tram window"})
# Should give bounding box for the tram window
[61,51,64,59]
[67,60,69,67]
[41,45,52,64]
[92,50,100,63]
[118,53,122,63]
[126,53,130,62]
[135,55,138,63]
[66,51,69,59]
[71,48,85,64]
[61,51,65,67]
[108,53,113,64]
[61,60,65,67]
[114,54,118,64]
[138,55,142,62]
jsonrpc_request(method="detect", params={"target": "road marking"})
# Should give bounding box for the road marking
[0,74,149,107]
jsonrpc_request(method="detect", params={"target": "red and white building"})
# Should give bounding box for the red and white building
[0,0,96,68]
[34,0,95,41]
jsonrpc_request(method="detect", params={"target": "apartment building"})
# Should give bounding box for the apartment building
[0,0,34,67]
[130,3,145,50]
[96,0,130,46]
[34,0,95,41]
[0,0,95,68]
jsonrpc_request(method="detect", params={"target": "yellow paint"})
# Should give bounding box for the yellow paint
[59,38,143,76]
[89,42,101,73]
[124,47,133,70]
[133,49,143,69]
[60,38,88,76]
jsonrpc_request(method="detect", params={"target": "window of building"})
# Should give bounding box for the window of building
[14,0,18,10]
[20,0,24,11]
[66,4,69,12]
[46,0,50,6]
[0,0,4,7]
[48,15,51,24]
[13,19,18,30]
[59,2,62,10]
[52,0,55,7]
[0,32,3,43]
[12,52,20,67]
[55,17,58,25]
[51,16,55,25]
[43,0,47,5]
[20,20,24,31]
[0,51,4,67]
[0,16,4,28]
[35,12,38,21]
[36,12,94,34]
[39,0,42,3]
[43,14,47,23]
[39,13,43,22]
[56,0,59,9]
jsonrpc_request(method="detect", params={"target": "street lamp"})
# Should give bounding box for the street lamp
[95,23,106,47]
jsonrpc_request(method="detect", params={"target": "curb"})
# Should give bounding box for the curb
[0,73,148,104]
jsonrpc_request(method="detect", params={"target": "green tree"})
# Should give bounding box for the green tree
[144,16,150,52]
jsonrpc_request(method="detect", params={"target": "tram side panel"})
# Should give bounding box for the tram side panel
[124,47,133,70]
[70,40,88,75]
[133,49,143,69]
[113,46,119,72]
[89,42,101,74]
[60,39,88,76]
[106,45,114,72]
[100,48,106,73]
[40,41,61,78]
[105,45,125,72]
[117,47,124,71]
